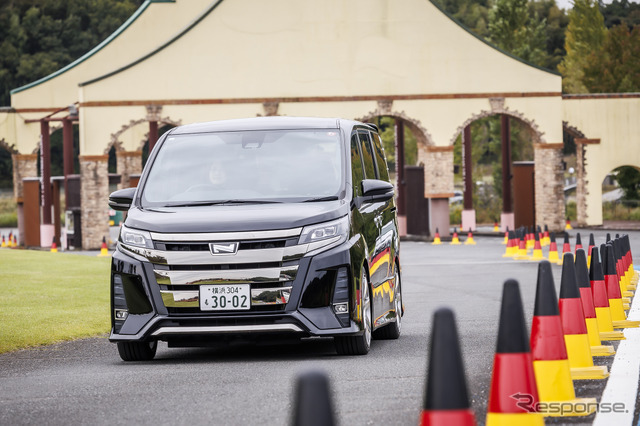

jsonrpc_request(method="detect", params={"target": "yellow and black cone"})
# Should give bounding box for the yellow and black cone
[542,225,550,246]
[575,249,615,356]
[450,228,461,245]
[502,227,509,245]
[50,236,58,253]
[1,235,6,248]
[604,244,640,328]
[559,254,609,379]
[514,229,530,260]
[614,239,634,298]
[530,232,544,261]
[548,232,559,264]
[590,247,626,341]
[291,370,336,426]
[464,228,476,245]
[98,236,110,257]
[420,308,477,426]
[565,218,573,230]
[530,261,597,416]
[502,230,517,258]
[432,228,442,245]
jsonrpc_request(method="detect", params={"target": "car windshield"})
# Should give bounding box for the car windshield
[140,129,344,207]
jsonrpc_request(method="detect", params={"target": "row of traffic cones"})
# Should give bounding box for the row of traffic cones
[432,227,476,245]
[420,236,639,424]
[1,232,18,248]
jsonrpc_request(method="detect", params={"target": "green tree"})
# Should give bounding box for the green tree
[488,0,549,67]
[558,0,607,93]
[583,24,640,92]
[614,166,640,201]
[600,0,640,29]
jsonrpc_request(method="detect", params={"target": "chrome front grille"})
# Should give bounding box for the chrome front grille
[120,228,309,313]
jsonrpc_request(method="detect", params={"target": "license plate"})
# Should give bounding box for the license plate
[200,284,251,311]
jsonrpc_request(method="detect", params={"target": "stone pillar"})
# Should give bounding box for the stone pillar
[419,145,454,237]
[79,155,109,249]
[12,154,38,246]
[575,139,600,227]
[534,143,565,232]
[461,125,475,231]
[116,150,143,189]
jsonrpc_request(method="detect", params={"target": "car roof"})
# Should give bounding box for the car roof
[169,116,370,134]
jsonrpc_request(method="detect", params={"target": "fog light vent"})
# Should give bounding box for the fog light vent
[114,309,129,320]
[333,302,349,314]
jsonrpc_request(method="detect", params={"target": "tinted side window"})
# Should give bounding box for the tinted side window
[371,132,390,182]
[358,131,377,179]
[350,134,364,197]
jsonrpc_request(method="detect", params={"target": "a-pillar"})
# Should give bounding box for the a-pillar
[395,119,407,236]
[116,150,143,189]
[11,153,38,246]
[419,145,454,237]
[461,125,475,231]
[500,115,514,232]
[534,143,565,231]
[79,155,110,249]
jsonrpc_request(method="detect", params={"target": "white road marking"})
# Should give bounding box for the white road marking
[593,272,640,426]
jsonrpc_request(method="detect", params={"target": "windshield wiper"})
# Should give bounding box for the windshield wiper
[164,200,281,207]
[301,196,339,202]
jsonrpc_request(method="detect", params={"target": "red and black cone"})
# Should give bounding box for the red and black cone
[587,234,596,266]
[574,233,583,253]
[604,244,639,328]
[421,308,476,426]
[486,280,542,425]
[562,232,571,254]
[291,370,336,426]
[590,247,625,340]
[559,253,609,379]
[576,249,615,354]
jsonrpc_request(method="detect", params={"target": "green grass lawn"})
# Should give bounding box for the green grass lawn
[0,249,111,353]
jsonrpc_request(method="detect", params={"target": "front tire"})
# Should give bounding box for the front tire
[117,341,157,361]
[335,268,371,355]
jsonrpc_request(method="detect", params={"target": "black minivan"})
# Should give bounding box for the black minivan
[108,117,402,360]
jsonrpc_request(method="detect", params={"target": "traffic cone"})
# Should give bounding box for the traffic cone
[623,235,637,290]
[502,227,509,245]
[613,239,633,298]
[526,227,535,250]
[494,222,500,232]
[575,249,615,355]
[50,236,58,253]
[530,261,597,415]
[559,254,609,379]
[587,234,595,266]
[565,218,572,230]
[529,232,544,261]
[590,247,626,340]
[513,230,529,260]
[574,233,583,253]
[548,232,559,263]
[486,280,543,426]
[464,228,476,245]
[98,236,109,257]
[1,235,6,248]
[291,370,335,426]
[450,228,461,245]
[12,235,17,248]
[502,231,517,258]
[606,233,611,243]
[432,228,442,245]
[542,225,550,246]
[420,308,477,426]
[559,233,571,265]
[604,244,639,328]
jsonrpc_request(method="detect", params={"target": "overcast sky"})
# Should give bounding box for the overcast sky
[555,0,640,10]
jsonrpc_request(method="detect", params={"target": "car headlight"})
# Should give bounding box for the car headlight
[120,225,154,249]
[299,216,349,251]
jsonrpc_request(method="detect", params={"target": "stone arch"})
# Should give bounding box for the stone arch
[0,138,18,154]
[563,121,586,139]
[450,100,545,146]
[106,116,183,155]
[356,100,436,149]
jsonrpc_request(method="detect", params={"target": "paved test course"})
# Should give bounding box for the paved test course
[1,230,639,425]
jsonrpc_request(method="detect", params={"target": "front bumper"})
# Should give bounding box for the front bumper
[109,234,364,343]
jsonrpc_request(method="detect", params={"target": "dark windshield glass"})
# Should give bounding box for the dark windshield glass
[141,129,343,207]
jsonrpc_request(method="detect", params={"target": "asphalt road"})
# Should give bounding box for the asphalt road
[1,229,638,425]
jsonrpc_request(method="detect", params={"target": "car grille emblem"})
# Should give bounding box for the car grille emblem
[210,242,239,255]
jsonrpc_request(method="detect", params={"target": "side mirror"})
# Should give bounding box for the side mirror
[109,187,136,211]
[361,179,394,202]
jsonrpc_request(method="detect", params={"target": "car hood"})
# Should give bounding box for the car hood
[124,200,349,233]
